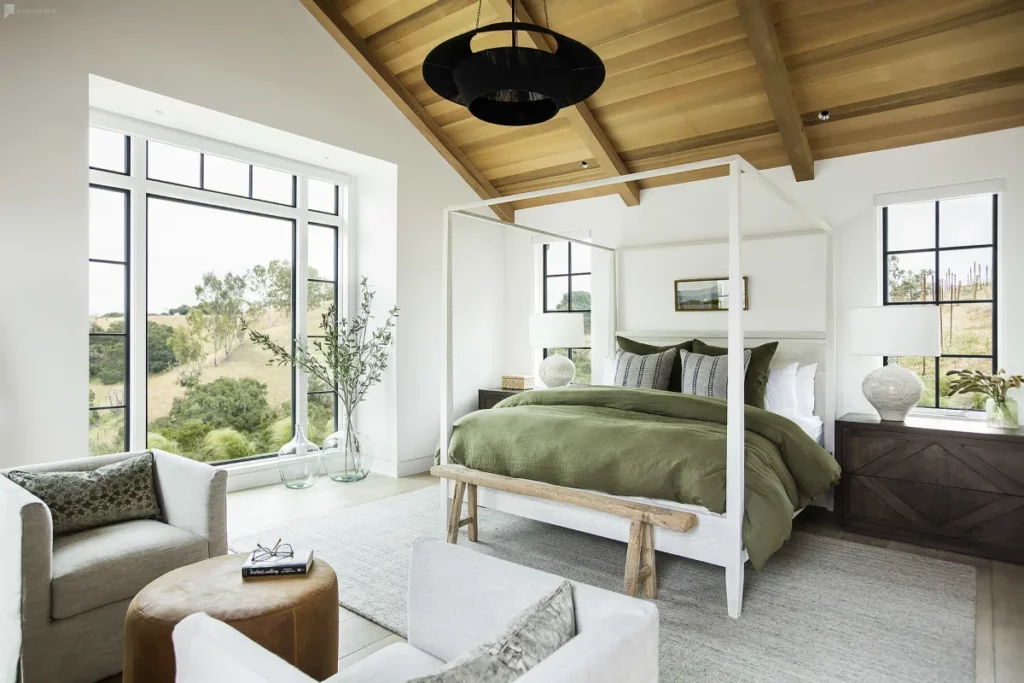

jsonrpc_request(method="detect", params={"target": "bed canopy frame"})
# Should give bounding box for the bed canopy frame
[439,156,835,618]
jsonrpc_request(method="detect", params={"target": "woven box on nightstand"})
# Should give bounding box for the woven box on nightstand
[501,375,535,390]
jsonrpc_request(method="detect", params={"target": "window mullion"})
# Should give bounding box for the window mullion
[295,177,310,432]
[128,136,147,450]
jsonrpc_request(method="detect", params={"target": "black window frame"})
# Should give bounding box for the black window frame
[542,242,591,384]
[145,140,298,208]
[306,222,340,432]
[882,194,998,410]
[88,128,131,176]
[88,183,131,453]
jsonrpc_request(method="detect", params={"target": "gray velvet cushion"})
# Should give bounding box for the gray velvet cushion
[51,518,209,619]
[679,348,752,398]
[613,348,677,391]
[6,452,162,535]
[410,581,575,683]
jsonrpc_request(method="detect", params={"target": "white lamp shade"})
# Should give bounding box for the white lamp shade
[529,313,586,349]
[846,306,941,357]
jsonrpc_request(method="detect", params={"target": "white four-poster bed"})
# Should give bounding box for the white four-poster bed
[436,155,835,618]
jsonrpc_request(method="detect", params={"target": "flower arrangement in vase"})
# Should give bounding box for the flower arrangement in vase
[245,278,398,482]
[945,368,1022,429]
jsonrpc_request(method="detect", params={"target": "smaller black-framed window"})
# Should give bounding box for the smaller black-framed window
[882,193,998,410]
[307,222,340,433]
[308,178,340,215]
[145,141,299,208]
[89,127,130,175]
[542,242,592,384]
[88,184,131,455]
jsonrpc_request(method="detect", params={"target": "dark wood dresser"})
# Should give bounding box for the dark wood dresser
[478,388,526,410]
[835,412,1024,563]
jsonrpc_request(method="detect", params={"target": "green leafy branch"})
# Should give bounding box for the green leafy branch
[242,277,398,417]
[945,368,1022,404]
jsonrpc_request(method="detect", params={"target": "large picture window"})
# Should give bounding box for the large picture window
[88,121,347,463]
[882,193,997,409]
[542,241,591,384]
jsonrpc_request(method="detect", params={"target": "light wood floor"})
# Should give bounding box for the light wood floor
[106,473,1023,681]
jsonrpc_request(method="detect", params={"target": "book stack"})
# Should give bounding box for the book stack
[241,548,314,579]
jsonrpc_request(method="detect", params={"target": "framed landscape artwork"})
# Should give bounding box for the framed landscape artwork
[674,277,748,311]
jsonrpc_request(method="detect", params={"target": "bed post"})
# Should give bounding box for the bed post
[440,209,454,530]
[725,157,746,619]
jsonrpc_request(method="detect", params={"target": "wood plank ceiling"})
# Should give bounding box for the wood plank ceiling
[303,0,1024,213]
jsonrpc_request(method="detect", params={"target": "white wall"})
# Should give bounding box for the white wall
[512,127,1024,417]
[0,0,503,476]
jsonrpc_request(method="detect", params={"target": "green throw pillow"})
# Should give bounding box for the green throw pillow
[616,336,693,392]
[690,339,778,408]
[6,452,163,536]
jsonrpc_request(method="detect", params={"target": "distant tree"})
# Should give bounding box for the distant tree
[166,377,271,434]
[266,260,292,316]
[194,271,247,364]
[167,304,190,316]
[89,320,125,385]
[147,322,179,375]
[308,266,333,311]
[168,309,206,387]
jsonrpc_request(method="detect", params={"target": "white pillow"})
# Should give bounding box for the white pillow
[795,363,817,417]
[764,362,799,414]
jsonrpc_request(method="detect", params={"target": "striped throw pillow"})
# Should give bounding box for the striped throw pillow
[613,348,677,391]
[679,349,752,398]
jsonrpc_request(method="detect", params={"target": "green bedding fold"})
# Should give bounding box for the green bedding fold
[445,386,840,569]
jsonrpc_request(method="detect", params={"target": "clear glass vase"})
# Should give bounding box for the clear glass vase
[322,409,373,482]
[277,424,321,489]
[986,398,1019,430]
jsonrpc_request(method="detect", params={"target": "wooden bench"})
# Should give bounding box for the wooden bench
[431,464,698,599]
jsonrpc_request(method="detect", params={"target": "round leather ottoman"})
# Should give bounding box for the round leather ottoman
[124,553,338,683]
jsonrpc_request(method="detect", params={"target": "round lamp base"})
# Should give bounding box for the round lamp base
[539,354,576,388]
[863,364,924,422]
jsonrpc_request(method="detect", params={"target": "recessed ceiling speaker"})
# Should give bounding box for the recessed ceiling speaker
[422,0,605,127]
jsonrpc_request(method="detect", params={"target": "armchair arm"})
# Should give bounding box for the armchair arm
[518,613,658,683]
[151,450,228,556]
[0,475,52,629]
[173,613,316,683]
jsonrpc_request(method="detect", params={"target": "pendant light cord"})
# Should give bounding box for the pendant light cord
[473,0,550,42]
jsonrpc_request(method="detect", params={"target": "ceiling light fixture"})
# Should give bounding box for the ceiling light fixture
[817,110,831,121]
[422,0,605,127]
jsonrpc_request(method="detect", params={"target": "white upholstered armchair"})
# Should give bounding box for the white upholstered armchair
[1,449,227,683]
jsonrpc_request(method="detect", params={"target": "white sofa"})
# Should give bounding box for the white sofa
[174,537,659,682]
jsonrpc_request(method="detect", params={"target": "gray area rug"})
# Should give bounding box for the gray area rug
[234,487,976,682]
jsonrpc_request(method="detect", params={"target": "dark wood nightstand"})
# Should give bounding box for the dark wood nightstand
[478,388,527,410]
[835,412,1024,563]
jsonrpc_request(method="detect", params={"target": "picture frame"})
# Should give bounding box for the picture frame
[674,276,748,311]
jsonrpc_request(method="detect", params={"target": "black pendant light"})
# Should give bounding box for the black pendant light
[422,0,605,127]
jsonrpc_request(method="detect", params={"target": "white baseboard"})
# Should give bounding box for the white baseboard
[396,454,434,477]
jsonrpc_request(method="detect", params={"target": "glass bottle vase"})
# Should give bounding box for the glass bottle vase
[986,397,1019,430]
[322,408,373,482]
[277,424,321,489]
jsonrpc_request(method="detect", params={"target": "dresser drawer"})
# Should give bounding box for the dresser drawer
[845,474,1024,552]
[840,427,1024,496]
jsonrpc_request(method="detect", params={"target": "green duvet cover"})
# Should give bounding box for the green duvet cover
[445,386,840,569]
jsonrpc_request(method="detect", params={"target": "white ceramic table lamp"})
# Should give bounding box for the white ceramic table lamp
[847,306,941,421]
[529,313,587,388]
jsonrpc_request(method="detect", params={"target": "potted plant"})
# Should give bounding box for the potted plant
[245,278,398,482]
[945,368,1022,429]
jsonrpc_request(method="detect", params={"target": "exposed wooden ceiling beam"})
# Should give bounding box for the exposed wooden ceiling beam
[300,0,515,222]
[483,0,641,207]
[735,0,815,182]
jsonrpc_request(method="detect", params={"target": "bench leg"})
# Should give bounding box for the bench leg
[624,520,644,596]
[467,484,478,542]
[640,522,657,599]
[446,481,466,544]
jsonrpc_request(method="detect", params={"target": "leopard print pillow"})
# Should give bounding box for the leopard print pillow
[6,453,163,535]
